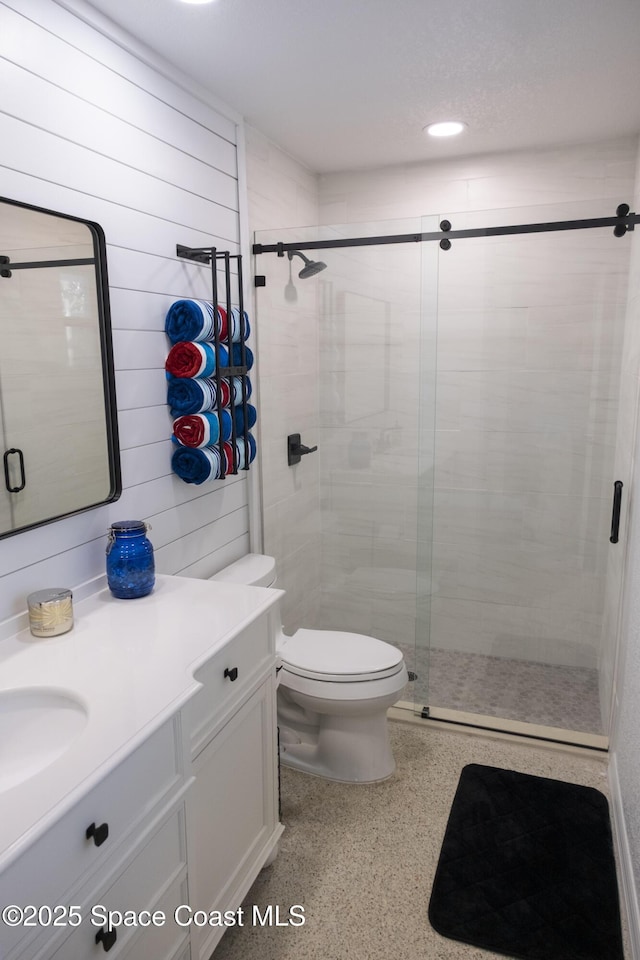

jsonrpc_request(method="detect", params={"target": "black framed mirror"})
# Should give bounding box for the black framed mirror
[0,196,121,538]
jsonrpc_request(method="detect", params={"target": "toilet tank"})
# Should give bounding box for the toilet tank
[209,553,277,588]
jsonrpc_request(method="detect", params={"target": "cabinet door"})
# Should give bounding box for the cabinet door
[188,679,277,960]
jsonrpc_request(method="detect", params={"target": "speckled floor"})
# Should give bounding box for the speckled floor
[397,645,603,735]
[212,720,628,960]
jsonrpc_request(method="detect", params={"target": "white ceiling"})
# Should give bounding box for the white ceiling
[84,0,640,173]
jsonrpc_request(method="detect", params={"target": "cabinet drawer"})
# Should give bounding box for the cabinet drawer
[185,615,271,756]
[48,808,186,960]
[1,719,181,958]
[120,873,189,960]
[169,944,191,960]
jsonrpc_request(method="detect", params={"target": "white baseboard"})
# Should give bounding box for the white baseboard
[609,751,640,960]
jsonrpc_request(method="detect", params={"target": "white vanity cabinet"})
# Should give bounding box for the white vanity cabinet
[0,581,283,960]
[1,717,189,960]
[184,607,283,960]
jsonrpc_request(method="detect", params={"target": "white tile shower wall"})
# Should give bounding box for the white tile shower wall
[318,138,637,673]
[0,0,250,623]
[244,125,321,630]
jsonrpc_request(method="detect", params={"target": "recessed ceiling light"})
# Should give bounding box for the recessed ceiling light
[424,121,467,138]
[178,0,216,5]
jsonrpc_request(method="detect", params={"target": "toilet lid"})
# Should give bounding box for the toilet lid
[279,628,405,682]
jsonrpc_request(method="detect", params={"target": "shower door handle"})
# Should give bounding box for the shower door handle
[3,448,26,493]
[610,480,623,544]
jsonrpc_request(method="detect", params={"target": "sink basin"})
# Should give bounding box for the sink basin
[0,688,88,792]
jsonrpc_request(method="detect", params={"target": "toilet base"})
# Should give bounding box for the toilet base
[279,709,396,783]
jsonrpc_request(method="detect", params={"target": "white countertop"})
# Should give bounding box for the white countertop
[0,574,282,873]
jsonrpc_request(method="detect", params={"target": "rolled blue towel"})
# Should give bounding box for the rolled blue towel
[167,376,251,417]
[234,433,257,470]
[235,376,252,402]
[171,445,222,484]
[173,409,232,447]
[167,376,218,416]
[229,307,251,343]
[232,403,257,436]
[165,299,227,344]
[231,344,254,370]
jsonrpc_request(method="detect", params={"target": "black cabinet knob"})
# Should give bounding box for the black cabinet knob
[224,666,239,682]
[95,926,117,951]
[86,821,109,846]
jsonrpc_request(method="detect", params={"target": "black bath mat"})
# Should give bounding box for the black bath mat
[428,764,624,960]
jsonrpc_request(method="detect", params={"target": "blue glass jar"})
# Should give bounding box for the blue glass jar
[106,520,155,599]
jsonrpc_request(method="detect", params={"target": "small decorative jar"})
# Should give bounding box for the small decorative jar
[106,521,155,599]
[27,588,74,638]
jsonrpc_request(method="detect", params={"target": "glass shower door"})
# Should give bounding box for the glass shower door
[417,200,632,741]
[255,218,439,702]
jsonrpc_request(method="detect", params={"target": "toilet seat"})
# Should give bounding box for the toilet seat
[279,628,404,682]
[209,553,408,782]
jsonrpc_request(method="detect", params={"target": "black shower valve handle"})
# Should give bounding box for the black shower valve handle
[287,433,318,467]
[299,441,318,456]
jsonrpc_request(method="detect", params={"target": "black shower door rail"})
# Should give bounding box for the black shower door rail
[252,205,638,255]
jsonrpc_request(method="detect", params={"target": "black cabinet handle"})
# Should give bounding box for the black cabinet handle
[610,480,623,543]
[224,666,239,682]
[95,926,117,952]
[86,821,109,846]
[3,448,25,493]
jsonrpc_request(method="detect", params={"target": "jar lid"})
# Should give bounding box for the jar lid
[109,520,147,532]
[27,588,73,606]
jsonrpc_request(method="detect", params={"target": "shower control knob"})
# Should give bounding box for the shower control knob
[287,433,318,466]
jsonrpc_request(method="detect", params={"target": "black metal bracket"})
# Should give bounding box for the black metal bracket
[254,275,266,287]
[439,219,452,250]
[176,244,213,264]
[420,706,430,719]
[287,433,318,466]
[614,204,635,237]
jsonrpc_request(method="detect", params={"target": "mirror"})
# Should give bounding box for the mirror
[0,196,121,538]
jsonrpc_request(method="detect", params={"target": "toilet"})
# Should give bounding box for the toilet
[210,554,408,783]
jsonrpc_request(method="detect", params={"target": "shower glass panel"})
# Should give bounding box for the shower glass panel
[419,199,631,738]
[254,218,439,696]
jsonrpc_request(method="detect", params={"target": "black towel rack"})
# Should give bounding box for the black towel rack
[175,244,251,479]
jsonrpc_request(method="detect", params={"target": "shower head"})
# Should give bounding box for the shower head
[287,249,327,279]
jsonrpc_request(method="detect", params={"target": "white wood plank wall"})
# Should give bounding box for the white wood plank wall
[0,0,251,622]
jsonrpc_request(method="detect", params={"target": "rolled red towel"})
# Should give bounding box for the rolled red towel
[165,341,229,378]
[172,410,232,448]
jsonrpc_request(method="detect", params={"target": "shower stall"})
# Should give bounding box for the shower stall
[254,198,638,748]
